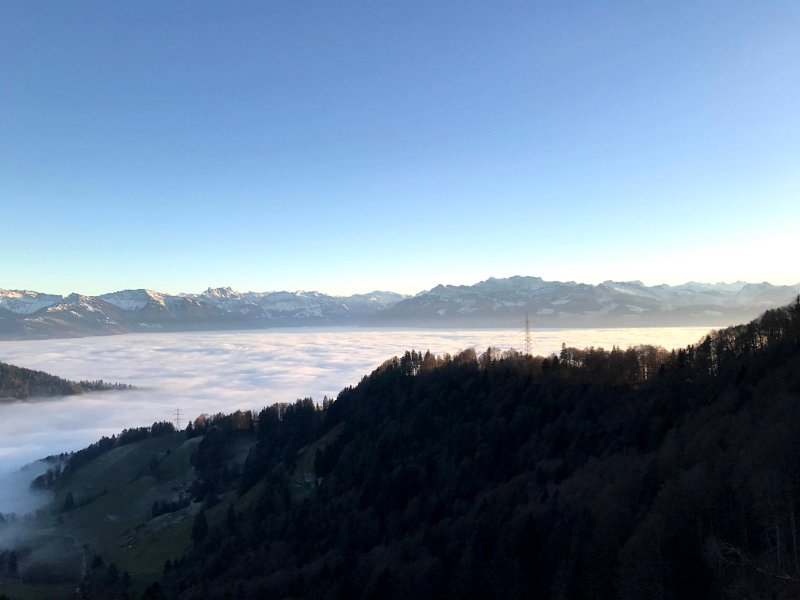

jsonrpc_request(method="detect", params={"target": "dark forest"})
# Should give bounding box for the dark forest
[0,362,131,400]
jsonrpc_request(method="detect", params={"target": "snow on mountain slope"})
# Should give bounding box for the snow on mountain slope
[1,278,798,339]
[341,291,408,312]
[374,277,800,327]
[99,289,167,311]
[0,290,62,315]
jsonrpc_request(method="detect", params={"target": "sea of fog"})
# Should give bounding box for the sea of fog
[0,326,713,513]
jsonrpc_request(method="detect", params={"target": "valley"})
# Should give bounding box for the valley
[1,299,799,598]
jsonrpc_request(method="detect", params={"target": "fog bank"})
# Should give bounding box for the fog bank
[0,326,710,510]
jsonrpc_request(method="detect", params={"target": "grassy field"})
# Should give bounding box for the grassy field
[2,422,341,598]
[5,432,210,597]
[290,422,344,502]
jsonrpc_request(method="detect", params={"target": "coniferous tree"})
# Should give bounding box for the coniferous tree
[191,508,208,543]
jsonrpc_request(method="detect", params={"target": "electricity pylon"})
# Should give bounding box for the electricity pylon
[174,407,183,430]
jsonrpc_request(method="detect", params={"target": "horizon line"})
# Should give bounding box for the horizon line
[3,275,800,300]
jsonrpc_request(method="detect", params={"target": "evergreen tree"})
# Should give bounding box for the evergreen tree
[191,508,208,543]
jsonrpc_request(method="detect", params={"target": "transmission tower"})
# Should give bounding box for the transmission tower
[524,312,532,356]
[174,407,183,430]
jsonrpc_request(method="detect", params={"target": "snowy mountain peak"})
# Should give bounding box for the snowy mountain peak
[203,286,240,299]
[3,277,799,340]
[600,280,645,287]
[99,289,166,311]
[0,289,63,315]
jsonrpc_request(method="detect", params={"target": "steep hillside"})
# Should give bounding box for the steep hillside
[0,426,198,600]
[159,299,800,600]
[5,298,800,599]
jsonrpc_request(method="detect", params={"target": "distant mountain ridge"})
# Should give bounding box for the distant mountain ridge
[376,276,800,327]
[1,277,799,339]
[0,287,408,340]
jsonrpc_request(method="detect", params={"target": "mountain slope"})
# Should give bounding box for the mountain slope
[0,287,409,339]
[373,276,800,327]
[2,279,799,339]
[8,299,800,598]
[167,298,800,599]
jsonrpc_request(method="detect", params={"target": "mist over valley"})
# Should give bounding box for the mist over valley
[4,2,799,596]
[0,325,711,478]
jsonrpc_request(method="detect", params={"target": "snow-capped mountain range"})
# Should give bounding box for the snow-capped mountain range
[0,287,407,340]
[1,277,798,340]
[372,276,800,327]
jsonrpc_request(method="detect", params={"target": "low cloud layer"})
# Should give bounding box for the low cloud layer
[0,326,710,511]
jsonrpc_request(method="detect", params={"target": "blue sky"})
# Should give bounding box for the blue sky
[2,1,799,296]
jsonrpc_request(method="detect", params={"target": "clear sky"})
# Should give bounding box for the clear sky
[2,1,799,296]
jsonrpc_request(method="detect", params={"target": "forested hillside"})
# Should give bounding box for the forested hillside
[154,297,800,599]
[9,297,800,599]
[0,362,131,400]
